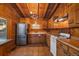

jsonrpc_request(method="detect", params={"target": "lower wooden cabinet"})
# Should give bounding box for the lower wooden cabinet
[28,34,46,44]
[46,34,50,47]
[57,40,79,56]
[0,46,4,56]
[0,40,16,56]
[57,41,65,56]
[68,47,79,56]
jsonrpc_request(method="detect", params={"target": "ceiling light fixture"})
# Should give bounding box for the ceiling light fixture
[31,4,40,29]
[30,11,33,14]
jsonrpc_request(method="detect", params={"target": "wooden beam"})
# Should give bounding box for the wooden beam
[44,3,55,19]
[48,4,59,19]
[44,3,59,19]
[16,3,26,17]
[10,3,25,17]
[43,3,49,18]
[18,3,30,17]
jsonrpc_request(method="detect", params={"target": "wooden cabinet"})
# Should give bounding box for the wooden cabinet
[74,4,79,27]
[46,34,50,47]
[68,4,76,27]
[57,40,79,56]
[57,40,71,56]
[68,4,74,24]
[28,34,46,44]
[68,47,79,56]
[67,4,79,27]
[50,4,69,28]
[0,40,16,56]
[75,4,79,24]
[57,41,65,56]
[50,4,79,28]
[0,46,4,56]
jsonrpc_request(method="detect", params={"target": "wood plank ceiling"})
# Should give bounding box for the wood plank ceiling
[10,3,59,19]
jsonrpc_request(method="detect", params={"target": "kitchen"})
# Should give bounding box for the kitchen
[0,3,79,56]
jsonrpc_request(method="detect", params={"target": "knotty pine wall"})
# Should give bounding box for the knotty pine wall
[48,3,79,38]
[0,4,19,40]
[20,18,47,33]
[70,28,79,37]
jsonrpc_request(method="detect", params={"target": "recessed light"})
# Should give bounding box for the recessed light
[30,11,32,14]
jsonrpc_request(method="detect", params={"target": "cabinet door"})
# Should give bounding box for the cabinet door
[64,4,68,14]
[0,46,4,56]
[69,47,79,56]
[46,35,50,47]
[3,40,16,56]
[2,44,8,56]
[68,4,76,25]
[57,41,70,56]
[75,4,79,24]
[57,41,65,56]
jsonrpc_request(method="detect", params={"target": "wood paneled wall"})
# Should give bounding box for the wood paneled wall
[20,18,47,33]
[0,4,19,40]
[70,28,79,37]
[47,4,70,35]
[48,3,79,38]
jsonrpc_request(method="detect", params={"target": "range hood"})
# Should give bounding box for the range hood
[32,21,40,29]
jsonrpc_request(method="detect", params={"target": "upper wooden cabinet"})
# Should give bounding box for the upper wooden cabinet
[68,4,79,27]
[68,4,76,26]
[75,4,79,24]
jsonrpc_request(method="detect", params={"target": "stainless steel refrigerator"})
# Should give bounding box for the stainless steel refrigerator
[16,23,28,45]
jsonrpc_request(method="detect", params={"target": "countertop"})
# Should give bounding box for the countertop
[28,32,79,52]
[28,32,47,34]
[0,39,13,46]
[46,32,79,52]
[57,37,79,51]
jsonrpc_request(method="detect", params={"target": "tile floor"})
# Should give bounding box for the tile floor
[9,44,52,56]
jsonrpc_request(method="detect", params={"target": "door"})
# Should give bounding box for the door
[17,23,27,45]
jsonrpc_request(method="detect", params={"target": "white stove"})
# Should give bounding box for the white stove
[50,35,58,56]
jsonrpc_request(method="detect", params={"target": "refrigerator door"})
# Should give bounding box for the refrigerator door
[17,24,26,35]
[16,23,27,45]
